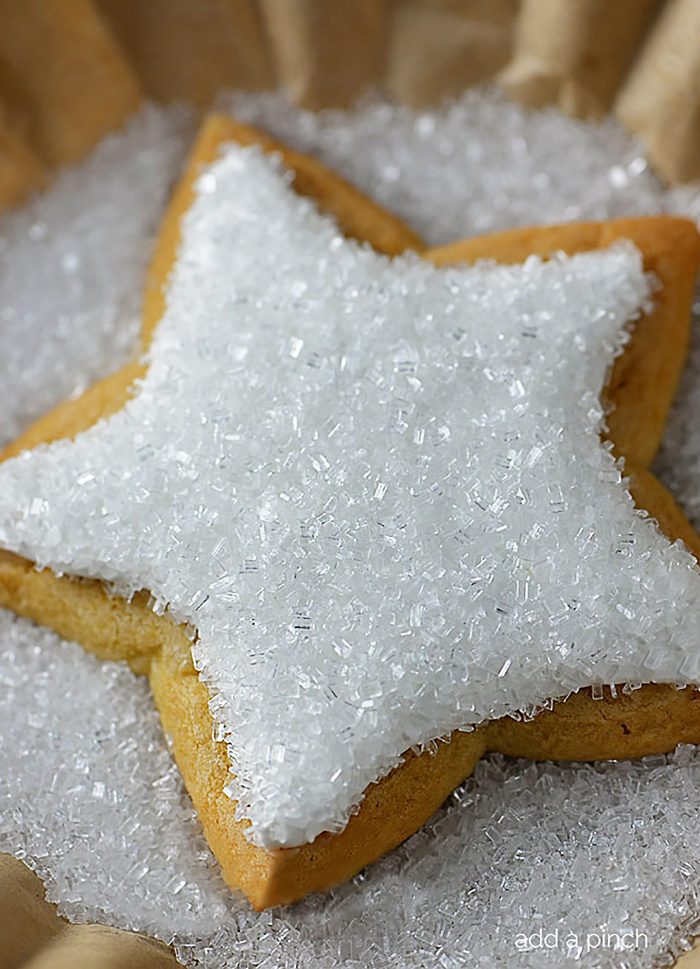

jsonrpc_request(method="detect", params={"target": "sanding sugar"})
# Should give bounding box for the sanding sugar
[222,87,700,245]
[2,143,699,849]
[0,103,193,448]
[3,608,700,969]
[0,89,700,966]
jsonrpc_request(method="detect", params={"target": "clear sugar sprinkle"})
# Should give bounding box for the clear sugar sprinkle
[1,141,699,850]
[1,89,700,967]
[0,103,193,447]
[3,609,700,969]
[222,87,700,246]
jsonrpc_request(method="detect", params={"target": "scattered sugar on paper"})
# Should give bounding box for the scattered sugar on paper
[223,87,700,246]
[0,104,192,447]
[0,88,700,968]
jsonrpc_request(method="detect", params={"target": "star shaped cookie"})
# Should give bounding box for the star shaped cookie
[1,115,700,909]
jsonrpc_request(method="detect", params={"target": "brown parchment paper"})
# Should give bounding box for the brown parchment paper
[0,854,178,969]
[260,0,390,109]
[616,0,700,185]
[0,0,141,168]
[97,0,273,107]
[499,0,660,118]
[387,0,518,107]
[0,116,46,212]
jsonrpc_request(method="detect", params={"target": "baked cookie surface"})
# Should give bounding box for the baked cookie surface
[1,115,700,909]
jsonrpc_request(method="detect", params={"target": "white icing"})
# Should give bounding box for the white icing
[0,146,698,849]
